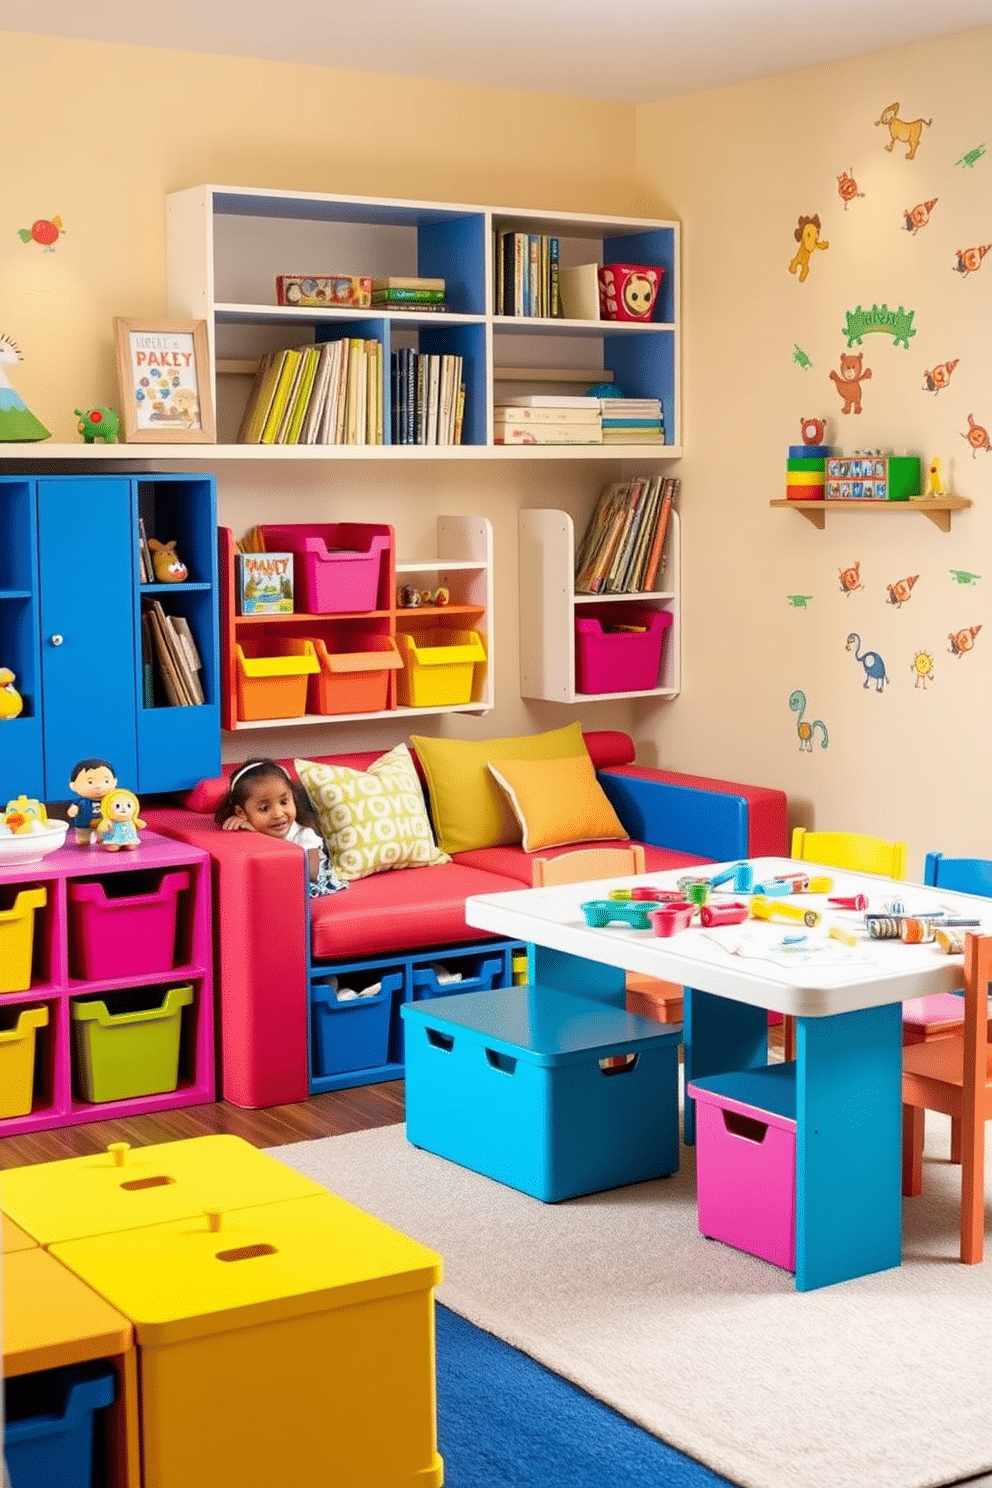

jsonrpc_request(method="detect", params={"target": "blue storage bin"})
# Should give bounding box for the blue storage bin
[4,1363,115,1488]
[411,952,506,1002]
[310,969,403,1077]
[400,984,681,1202]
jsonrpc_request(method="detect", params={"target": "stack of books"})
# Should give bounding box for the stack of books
[494,395,601,446]
[600,398,666,445]
[574,476,678,594]
[237,339,384,445]
[140,601,205,708]
[372,277,447,312]
[494,233,561,318]
[390,350,465,445]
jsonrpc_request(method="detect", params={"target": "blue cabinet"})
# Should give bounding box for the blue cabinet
[0,472,219,803]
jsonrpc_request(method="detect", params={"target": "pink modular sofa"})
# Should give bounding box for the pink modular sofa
[144,730,788,1109]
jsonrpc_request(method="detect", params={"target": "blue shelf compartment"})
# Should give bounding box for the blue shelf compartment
[0,476,43,796]
[307,937,526,1094]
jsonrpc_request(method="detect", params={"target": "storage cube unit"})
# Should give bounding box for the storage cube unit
[310,969,403,1078]
[71,984,194,1103]
[575,606,673,694]
[0,886,47,992]
[234,638,319,721]
[395,627,486,708]
[401,984,681,1201]
[51,1193,444,1488]
[68,869,189,980]
[3,1362,116,1488]
[687,1063,797,1271]
[309,633,402,715]
[0,1005,49,1118]
[259,522,393,614]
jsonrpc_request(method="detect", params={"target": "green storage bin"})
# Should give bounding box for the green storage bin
[71,984,194,1103]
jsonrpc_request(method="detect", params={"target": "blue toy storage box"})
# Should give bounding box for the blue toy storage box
[3,1362,116,1488]
[400,984,681,1202]
[310,968,403,1077]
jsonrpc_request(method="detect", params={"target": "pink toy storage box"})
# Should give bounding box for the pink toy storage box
[68,870,189,981]
[575,607,672,694]
[687,1064,796,1271]
[259,522,392,614]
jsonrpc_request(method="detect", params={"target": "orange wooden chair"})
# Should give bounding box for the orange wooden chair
[531,844,683,1023]
[902,932,992,1263]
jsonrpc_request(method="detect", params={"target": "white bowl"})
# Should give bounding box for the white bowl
[0,819,70,866]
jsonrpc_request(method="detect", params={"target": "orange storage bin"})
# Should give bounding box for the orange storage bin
[234,639,319,721]
[309,635,402,715]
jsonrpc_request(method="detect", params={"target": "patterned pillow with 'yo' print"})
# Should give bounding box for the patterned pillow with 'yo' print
[294,744,449,882]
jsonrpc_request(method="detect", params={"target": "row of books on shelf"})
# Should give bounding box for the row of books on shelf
[237,338,384,445]
[493,395,665,446]
[275,274,450,313]
[140,601,205,708]
[495,232,561,318]
[574,475,679,595]
[391,349,465,446]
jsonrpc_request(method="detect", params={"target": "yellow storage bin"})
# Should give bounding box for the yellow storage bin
[396,627,486,708]
[52,1193,444,1488]
[0,1134,326,1246]
[0,886,47,993]
[71,984,194,1104]
[0,1005,48,1119]
[234,638,319,721]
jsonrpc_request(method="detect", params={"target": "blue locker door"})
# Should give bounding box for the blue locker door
[37,478,138,797]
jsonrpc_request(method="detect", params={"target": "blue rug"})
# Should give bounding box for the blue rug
[436,1305,739,1488]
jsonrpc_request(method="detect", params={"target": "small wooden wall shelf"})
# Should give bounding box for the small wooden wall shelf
[770,497,972,533]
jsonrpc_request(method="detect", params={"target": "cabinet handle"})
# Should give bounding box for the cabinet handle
[49,633,64,646]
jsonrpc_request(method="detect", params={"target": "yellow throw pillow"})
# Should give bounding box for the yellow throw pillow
[410,722,587,854]
[487,753,627,853]
[295,743,449,883]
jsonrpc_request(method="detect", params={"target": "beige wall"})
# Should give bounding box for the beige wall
[3,28,991,874]
[638,26,992,876]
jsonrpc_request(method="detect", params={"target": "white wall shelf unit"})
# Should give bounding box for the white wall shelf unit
[165,185,681,457]
[518,507,681,704]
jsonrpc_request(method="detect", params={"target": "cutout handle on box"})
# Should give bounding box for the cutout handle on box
[426,1028,454,1052]
[722,1109,770,1144]
[599,1053,638,1075]
[485,1048,517,1074]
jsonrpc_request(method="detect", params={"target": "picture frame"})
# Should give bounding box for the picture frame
[113,318,216,443]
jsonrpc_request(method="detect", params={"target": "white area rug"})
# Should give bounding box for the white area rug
[270,1115,992,1488]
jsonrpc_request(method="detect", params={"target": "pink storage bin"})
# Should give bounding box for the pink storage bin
[259,522,392,615]
[688,1069,796,1271]
[575,607,672,694]
[68,870,189,980]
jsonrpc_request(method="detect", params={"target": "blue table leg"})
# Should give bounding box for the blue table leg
[795,1002,902,1290]
[683,988,768,1145]
[530,945,628,1008]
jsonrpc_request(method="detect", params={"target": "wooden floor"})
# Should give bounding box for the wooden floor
[0,1081,406,1169]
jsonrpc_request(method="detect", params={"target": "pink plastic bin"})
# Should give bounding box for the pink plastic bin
[575,607,672,694]
[688,1068,796,1271]
[259,523,391,615]
[68,870,189,981]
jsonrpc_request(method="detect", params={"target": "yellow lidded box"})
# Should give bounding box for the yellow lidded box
[52,1192,443,1488]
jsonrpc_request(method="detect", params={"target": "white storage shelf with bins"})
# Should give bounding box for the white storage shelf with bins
[164,184,681,458]
[518,507,680,703]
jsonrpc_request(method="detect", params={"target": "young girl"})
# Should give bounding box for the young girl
[214,758,345,898]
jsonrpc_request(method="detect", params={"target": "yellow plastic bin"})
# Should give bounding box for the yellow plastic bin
[395,628,486,707]
[52,1193,444,1488]
[234,638,319,721]
[0,1135,326,1246]
[0,886,47,993]
[71,984,194,1103]
[0,1005,49,1118]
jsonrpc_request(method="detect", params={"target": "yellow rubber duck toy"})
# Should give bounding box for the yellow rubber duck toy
[924,457,946,497]
[0,667,23,720]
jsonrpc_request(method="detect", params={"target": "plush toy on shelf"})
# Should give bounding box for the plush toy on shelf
[74,406,120,444]
[148,538,188,583]
[95,787,146,852]
[3,795,49,833]
[67,758,118,846]
[0,666,23,719]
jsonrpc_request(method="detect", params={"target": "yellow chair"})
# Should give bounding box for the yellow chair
[790,827,907,881]
[783,827,908,1059]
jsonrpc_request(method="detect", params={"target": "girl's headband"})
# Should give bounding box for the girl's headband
[229,760,292,791]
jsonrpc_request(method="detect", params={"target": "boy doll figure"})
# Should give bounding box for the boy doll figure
[67,758,118,846]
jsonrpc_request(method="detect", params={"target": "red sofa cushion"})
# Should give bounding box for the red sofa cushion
[310,860,521,962]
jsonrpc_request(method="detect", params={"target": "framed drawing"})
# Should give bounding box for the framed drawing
[114,318,216,443]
